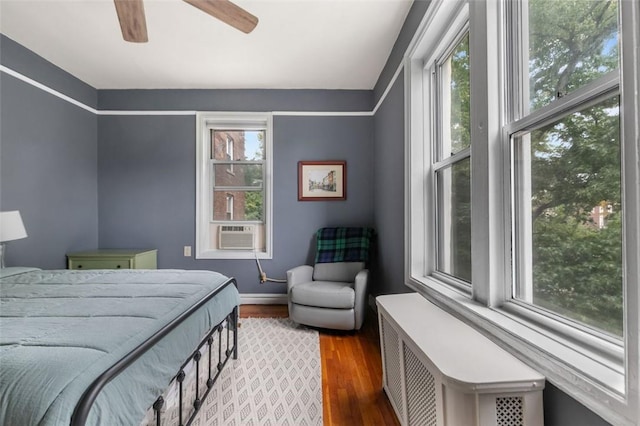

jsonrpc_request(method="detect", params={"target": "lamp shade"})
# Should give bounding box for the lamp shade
[0,211,28,243]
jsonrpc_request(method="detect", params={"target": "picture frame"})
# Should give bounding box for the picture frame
[298,161,347,201]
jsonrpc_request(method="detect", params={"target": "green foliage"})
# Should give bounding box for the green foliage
[533,211,623,335]
[448,32,472,282]
[527,0,622,335]
[528,0,618,109]
[242,174,263,220]
[530,96,621,222]
[452,159,471,282]
[244,191,263,221]
[243,135,264,221]
[451,33,471,153]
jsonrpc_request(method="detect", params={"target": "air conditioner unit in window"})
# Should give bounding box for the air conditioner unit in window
[219,225,255,250]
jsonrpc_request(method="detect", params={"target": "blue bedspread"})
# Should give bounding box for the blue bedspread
[0,268,240,425]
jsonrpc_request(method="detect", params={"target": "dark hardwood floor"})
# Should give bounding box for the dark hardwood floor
[239,305,400,426]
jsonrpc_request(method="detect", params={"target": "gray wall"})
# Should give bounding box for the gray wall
[371,75,406,297]
[374,0,431,105]
[98,89,372,112]
[544,383,609,426]
[0,35,98,269]
[0,35,97,109]
[97,110,373,294]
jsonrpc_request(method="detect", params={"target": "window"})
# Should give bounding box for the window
[509,0,623,336]
[196,112,273,259]
[432,30,471,285]
[406,0,640,424]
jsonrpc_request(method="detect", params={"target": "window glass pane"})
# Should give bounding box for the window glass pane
[527,0,619,111]
[213,164,263,188]
[211,130,265,161]
[212,190,263,221]
[513,96,622,335]
[436,157,471,282]
[439,32,470,159]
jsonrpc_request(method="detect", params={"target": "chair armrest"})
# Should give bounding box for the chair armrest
[286,265,314,292]
[354,269,369,330]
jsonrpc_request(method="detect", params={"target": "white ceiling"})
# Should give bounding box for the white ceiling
[0,0,413,90]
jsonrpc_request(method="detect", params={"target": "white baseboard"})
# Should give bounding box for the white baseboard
[240,293,288,305]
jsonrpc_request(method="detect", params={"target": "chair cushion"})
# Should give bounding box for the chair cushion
[289,304,355,330]
[312,262,364,282]
[290,281,355,309]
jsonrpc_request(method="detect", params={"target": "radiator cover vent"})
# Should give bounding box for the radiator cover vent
[496,397,525,426]
[381,317,405,420]
[404,344,437,426]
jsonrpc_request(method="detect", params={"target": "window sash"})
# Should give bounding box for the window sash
[505,71,619,137]
[507,7,623,336]
[210,162,264,188]
[509,94,624,339]
[426,15,472,286]
[433,147,470,171]
[433,28,471,162]
[435,157,472,283]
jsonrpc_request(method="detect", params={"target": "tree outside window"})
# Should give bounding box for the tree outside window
[512,0,622,335]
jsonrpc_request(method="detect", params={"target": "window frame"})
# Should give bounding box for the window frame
[430,24,473,288]
[195,112,273,260]
[404,0,640,424]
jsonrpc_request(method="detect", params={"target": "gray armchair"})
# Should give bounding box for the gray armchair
[286,227,374,331]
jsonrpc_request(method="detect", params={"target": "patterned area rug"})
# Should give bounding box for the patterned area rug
[192,317,322,426]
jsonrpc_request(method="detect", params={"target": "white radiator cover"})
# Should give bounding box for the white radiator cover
[377,293,545,426]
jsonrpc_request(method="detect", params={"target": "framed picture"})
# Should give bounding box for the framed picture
[298,161,347,201]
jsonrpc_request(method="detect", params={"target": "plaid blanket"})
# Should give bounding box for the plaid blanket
[315,227,374,264]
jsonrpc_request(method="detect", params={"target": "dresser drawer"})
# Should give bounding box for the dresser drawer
[67,249,157,270]
[68,259,131,270]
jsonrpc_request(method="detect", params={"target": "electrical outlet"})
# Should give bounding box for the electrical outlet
[183,246,192,257]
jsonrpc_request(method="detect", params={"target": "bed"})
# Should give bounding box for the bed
[0,267,240,425]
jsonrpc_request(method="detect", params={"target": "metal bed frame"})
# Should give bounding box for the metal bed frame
[70,277,239,426]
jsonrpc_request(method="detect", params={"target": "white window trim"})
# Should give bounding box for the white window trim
[404,1,640,425]
[226,136,235,174]
[429,25,472,285]
[226,194,234,221]
[195,111,273,260]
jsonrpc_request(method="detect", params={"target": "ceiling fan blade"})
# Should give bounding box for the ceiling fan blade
[183,0,258,34]
[113,0,148,43]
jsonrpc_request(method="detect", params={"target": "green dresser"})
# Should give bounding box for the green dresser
[67,249,157,270]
